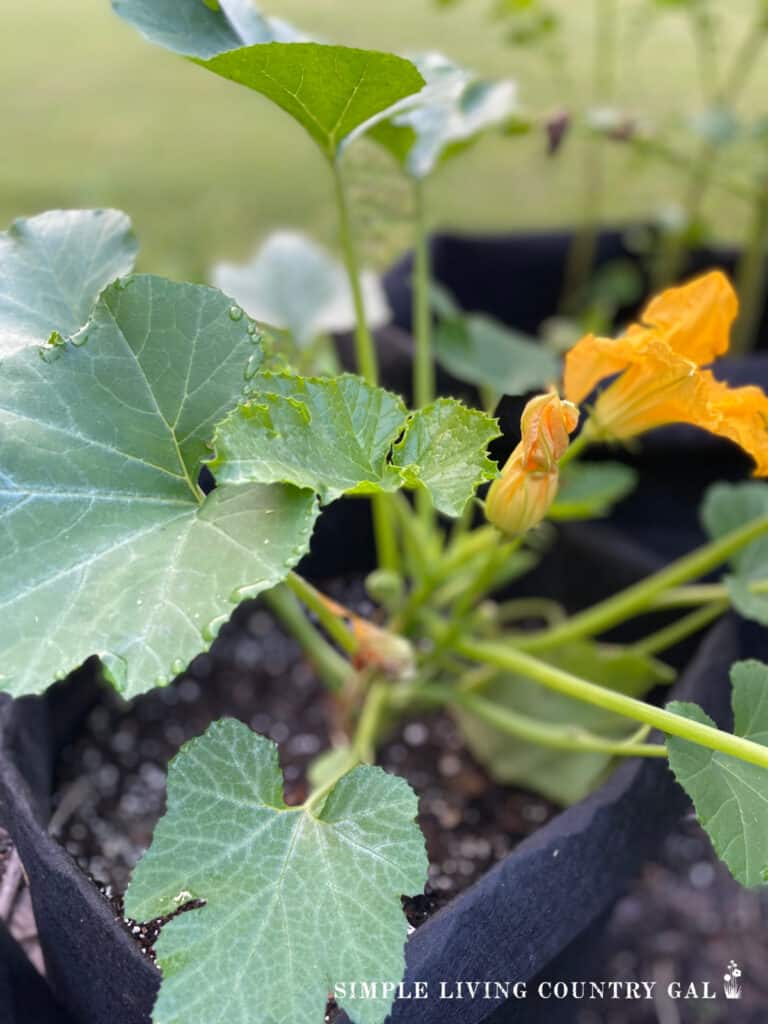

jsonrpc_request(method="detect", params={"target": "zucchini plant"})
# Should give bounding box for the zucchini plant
[3,2,768,1022]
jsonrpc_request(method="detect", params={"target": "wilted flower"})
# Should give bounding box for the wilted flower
[485,391,579,536]
[564,271,768,475]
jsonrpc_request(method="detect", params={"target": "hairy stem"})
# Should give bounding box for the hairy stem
[263,586,353,692]
[286,572,357,655]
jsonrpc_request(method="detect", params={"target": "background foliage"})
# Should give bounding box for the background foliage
[3,0,768,281]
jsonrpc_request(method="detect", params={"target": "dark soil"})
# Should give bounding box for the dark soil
[41,581,768,1023]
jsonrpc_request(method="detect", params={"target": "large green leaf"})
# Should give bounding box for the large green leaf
[111,0,302,59]
[126,718,427,1024]
[392,398,500,517]
[432,299,559,397]
[358,53,522,179]
[212,231,389,348]
[0,276,317,698]
[210,374,499,516]
[456,642,674,804]
[667,660,768,887]
[550,461,638,520]
[198,43,426,160]
[701,482,768,625]
[0,209,137,357]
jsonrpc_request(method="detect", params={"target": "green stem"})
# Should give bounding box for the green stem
[453,638,768,770]
[332,161,398,570]
[412,180,436,528]
[516,515,768,652]
[655,579,768,609]
[412,179,435,411]
[557,430,591,470]
[286,572,357,655]
[732,181,768,355]
[425,684,667,758]
[632,601,728,657]
[263,585,352,692]
[303,681,390,811]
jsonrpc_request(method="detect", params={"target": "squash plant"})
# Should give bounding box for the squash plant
[4,2,768,1022]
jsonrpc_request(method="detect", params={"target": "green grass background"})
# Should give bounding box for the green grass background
[1,1,766,281]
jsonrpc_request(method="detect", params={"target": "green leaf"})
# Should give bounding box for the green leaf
[433,306,559,397]
[211,374,499,516]
[667,660,768,887]
[456,642,673,804]
[198,43,425,160]
[111,0,302,59]
[126,719,427,1024]
[550,462,638,520]
[0,276,317,698]
[392,398,500,517]
[358,53,521,179]
[212,231,389,348]
[0,209,137,357]
[701,482,768,625]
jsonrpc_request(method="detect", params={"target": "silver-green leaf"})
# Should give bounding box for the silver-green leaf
[0,209,137,357]
[212,231,390,348]
[667,660,768,887]
[126,718,428,1024]
[0,276,317,698]
[111,0,302,59]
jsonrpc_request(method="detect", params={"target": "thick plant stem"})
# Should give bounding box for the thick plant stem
[516,516,768,652]
[655,579,768,609]
[331,161,398,570]
[412,179,435,411]
[423,684,667,758]
[732,182,768,355]
[412,179,436,528]
[286,572,357,655]
[263,586,352,692]
[453,639,768,771]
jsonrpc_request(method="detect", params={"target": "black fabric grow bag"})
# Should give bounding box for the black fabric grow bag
[1,229,767,1023]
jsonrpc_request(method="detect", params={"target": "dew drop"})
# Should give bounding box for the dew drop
[228,305,244,322]
[244,352,262,380]
[40,346,63,364]
[171,659,186,675]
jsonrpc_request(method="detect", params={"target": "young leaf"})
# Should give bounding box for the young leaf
[701,482,768,625]
[212,231,390,348]
[433,309,559,397]
[0,277,317,698]
[111,0,302,60]
[210,372,407,502]
[550,462,638,520]
[0,209,137,357]
[392,398,500,517]
[210,374,499,516]
[358,53,522,179]
[126,719,427,1024]
[197,43,426,161]
[456,642,673,804]
[667,660,768,887]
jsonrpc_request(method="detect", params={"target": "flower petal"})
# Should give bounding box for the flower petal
[638,270,738,366]
[564,332,648,405]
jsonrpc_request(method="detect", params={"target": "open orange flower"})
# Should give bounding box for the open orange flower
[486,391,579,536]
[564,271,768,476]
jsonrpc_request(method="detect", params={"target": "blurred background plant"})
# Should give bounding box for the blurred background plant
[4,0,768,342]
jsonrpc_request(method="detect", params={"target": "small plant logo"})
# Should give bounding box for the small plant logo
[723,961,742,1000]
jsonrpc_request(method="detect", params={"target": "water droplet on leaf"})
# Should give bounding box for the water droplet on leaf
[228,305,244,322]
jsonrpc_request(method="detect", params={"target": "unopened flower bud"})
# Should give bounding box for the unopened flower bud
[485,391,579,537]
